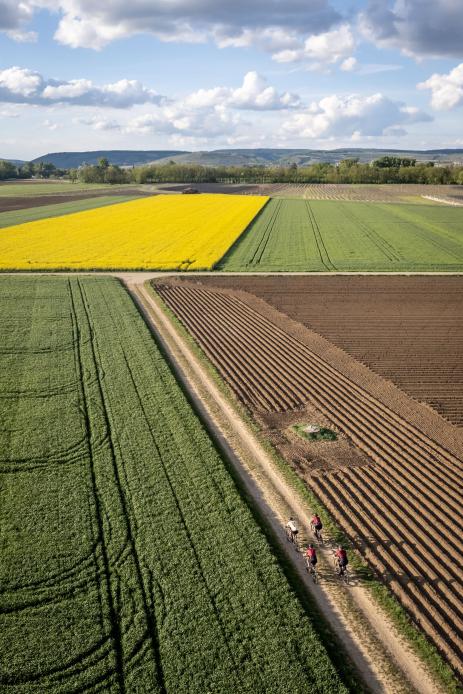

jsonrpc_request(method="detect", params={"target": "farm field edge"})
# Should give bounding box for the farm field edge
[0,274,350,694]
[150,276,463,685]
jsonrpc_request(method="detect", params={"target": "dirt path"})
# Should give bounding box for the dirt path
[422,195,463,206]
[126,278,442,694]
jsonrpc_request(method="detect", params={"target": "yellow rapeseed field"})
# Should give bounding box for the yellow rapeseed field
[0,193,268,270]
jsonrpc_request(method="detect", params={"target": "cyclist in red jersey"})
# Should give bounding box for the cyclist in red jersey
[306,544,317,567]
[311,514,323,532]
[335,546,348,573]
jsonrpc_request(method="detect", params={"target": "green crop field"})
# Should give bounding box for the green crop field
[219,199,463,272]
[0,196,141,228]
[0,276,347,694]
[0,182,130,196]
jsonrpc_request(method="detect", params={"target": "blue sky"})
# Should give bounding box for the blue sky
[0,0,462,159]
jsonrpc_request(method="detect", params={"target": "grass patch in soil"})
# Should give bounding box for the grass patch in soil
[293,423,337,441]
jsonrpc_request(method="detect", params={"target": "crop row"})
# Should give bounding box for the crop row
[219,198,463,271]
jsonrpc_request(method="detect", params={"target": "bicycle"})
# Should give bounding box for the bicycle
[305,557,318,583]
[285,526,299,548]
[310,522,324,546]
[333,556,350,585]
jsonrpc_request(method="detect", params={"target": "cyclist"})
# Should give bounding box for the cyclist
[334,545,348,575]
[311,513,323,540]
[286,517,298,543]
[305,543,318,568]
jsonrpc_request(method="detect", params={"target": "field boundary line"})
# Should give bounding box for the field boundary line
[215,196,271,269]
[126,278,445,694]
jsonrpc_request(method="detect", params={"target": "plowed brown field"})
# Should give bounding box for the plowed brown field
[189,276,463,427]
[156,182,463,203]
[154,278,463,677]
[0,188,146,212]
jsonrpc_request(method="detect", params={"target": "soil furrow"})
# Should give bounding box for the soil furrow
[154,278,463,677]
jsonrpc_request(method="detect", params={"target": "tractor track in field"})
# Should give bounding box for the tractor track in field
[305,200,337,271]
[127,278,446,694]
[154,279,463,679]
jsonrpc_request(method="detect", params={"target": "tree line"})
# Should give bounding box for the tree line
[1,155,463,185]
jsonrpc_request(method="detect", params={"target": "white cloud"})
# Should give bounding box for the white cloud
[185,71,300,111]
[51,0,341,51]
[0,66,42,96]
[340,56,357,72]
[53,11,128,50]
[0,0,34,34]
[6,29,37,42]
[43,79,93,100]
[273,25,355,67]
[121,71,299,145]
[282,93,431,139]
[0,0,343,59]
[0,67,164,107]
[360,0,463,59]
[418,63,463,110]
[75,116,121,131]
[127,103,242,139]
[42,119,61,130]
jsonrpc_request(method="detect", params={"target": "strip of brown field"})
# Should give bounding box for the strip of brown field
[153,277,463,677]
[186,275,463,427]
[0,188,148,212]
[156,182,463,203]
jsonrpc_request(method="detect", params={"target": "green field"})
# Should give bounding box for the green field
[0,196,140,228]
[0,182,131,196]
[219,199,463,271]
[0,276,347,693]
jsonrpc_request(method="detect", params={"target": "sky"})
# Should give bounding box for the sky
[0,0,462,160]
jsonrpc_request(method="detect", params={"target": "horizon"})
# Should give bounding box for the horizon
[6,145,463,164]
[1,1,463,159]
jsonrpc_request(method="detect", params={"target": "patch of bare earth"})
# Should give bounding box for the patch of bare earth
[0,188,151,213]
[191,275,463,427]
[153,276,463,679]
[154,182,463,203]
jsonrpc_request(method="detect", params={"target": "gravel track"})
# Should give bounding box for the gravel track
[155,280,463,677]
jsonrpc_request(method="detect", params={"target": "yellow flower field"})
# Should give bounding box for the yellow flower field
[0,193,268,270]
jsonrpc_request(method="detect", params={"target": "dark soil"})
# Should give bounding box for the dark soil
[186,275,463,427]
[0,189,151,213]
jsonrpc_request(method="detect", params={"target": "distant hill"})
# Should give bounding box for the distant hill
[0,158,25,166]
[31,150,188,169]
[28,148,463,169]
[155,148,463,167]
